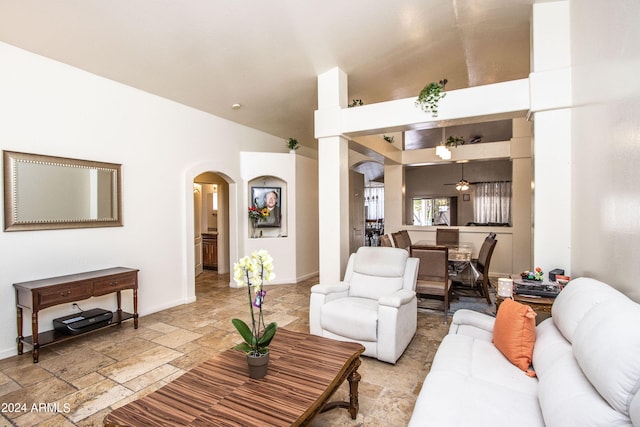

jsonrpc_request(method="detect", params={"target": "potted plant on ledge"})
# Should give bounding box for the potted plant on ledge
[287,138,299,153]
[415,78,448,117]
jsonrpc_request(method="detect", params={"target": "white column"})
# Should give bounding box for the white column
[510,118,533,274]
[530,1,572,275]
[316,67,350,282]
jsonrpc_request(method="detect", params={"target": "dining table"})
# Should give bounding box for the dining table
[411,240,480,286]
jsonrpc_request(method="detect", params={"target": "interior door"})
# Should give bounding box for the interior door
[349,171,365,254]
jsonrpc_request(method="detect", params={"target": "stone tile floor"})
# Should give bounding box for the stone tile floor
[0,271,452,427]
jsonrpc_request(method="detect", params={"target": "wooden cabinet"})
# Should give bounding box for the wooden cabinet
[202,233,218,270]
[14,267,139,363]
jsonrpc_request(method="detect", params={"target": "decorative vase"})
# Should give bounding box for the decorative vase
[247,352,269,379]
[250,220,259,238]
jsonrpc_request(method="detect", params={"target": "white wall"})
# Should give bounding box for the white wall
[295,154,320,280]
[0,42,285,359]
[568,0,640,301]
[240,152,319,284]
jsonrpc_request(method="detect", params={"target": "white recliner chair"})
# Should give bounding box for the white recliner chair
[309,246,419,364]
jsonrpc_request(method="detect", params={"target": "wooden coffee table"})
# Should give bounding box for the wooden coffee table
[103,329,365,426]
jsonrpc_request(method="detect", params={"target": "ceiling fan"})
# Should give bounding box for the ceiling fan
[444,163,480,191]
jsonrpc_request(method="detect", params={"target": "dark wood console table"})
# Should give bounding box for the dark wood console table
[14,267,139,363]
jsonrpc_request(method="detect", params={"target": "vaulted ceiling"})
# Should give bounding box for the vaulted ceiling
[0,0,533,149]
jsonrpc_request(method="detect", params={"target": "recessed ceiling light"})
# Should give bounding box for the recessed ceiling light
[232,103,241,110]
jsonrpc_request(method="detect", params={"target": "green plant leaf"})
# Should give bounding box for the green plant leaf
[257,322,278,348]
[231,318,253,345]
[233,342,253,353]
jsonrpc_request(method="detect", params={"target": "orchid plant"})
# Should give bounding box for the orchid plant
[232,250,278,356]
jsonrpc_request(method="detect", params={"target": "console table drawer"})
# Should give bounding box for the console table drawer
[37,283,93,308]
[93,272,137,294]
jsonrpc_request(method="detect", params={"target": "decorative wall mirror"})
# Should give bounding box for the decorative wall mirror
[3,151,122,231]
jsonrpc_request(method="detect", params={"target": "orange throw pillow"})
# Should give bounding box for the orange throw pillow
[493,298,537,377]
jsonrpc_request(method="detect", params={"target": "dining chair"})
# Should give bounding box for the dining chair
[436,228,459,246]
[400,230,411,246]
[410,245,453,323]
[473,237,497,304]
[379,234,393,247]
[391,231,411,251]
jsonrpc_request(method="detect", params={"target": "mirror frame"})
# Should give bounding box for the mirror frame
[3,150,122,231]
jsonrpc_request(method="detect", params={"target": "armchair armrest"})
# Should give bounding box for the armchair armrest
[379,289,416,308]
[309,282,350,336]
[310,282,350,295]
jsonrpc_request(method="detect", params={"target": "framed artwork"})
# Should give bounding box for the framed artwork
[251,187,281,228]
[463,194,470,201]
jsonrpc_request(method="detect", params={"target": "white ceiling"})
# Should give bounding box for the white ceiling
[0,0,533,148]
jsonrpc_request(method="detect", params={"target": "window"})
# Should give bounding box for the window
[364,187,384,220]
[212,184,218,211]
[412,197,452,226]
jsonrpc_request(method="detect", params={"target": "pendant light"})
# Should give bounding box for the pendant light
[436,128,451,160]
[455,163,470,191]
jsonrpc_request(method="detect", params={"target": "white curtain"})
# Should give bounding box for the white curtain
[364,187,384,220]
[474,182,511,224]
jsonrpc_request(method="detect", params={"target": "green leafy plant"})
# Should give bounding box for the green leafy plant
[348,99,363,108]
[232,250,278,356]
[415,79,447,116]
[445,136,465,147]
[287,138,299,150]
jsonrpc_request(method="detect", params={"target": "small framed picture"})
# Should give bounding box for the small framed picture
[463,194,470,201]
[251,187,281,228]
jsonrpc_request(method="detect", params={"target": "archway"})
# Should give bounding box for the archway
[184,163,239,304]
[194,172,230,276]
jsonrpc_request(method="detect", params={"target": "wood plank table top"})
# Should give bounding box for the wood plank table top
[103,329,365,426]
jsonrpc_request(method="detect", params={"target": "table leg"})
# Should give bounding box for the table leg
[116,290,122,323]
[133,288,139,329]
[31,312,39,363]
[347,359,362,419]
[16,305,23,355]
[321,357,361,419]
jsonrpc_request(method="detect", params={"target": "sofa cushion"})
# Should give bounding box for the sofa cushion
[493,298,537,376]
[536,308,631,426]
[431,334,539,395]
[552,277,629,343]
[408,334,542,427]
[532,317,572,377]
[573,298,640,419]
[537,350,631,427]
[320,297,378,341]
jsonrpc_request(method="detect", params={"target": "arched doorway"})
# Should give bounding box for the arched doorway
[193,172,230,277]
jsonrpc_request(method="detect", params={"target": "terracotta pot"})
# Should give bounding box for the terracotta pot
[247,352,269,379]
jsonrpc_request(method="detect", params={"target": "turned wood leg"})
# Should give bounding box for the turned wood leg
[116,290,122,322]
[133,288,139,328]
[31,312,39,363]
[16,306,23,355]
[347,359,362,419]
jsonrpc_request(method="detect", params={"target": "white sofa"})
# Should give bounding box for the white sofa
[409,278,640,426]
